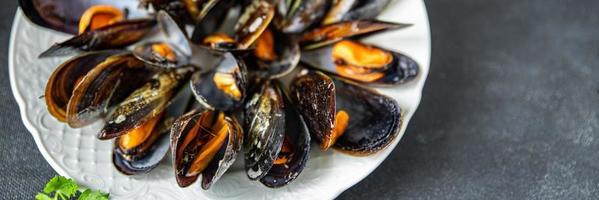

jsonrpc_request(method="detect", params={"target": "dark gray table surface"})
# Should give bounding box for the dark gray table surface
[2,0,599,199]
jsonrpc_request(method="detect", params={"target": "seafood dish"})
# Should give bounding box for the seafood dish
[20,0,419,189]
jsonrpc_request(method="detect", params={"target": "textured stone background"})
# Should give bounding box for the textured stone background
[2,0,599,199]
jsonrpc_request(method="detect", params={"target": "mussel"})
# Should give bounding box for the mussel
[243,81,311,187]
[113,87,192,175]
[246,27,300,79]
[301,40,419,85]
[322,0,391,25]
[171,109,243,189]
[45,50,120,122]
[133,11,223,69]
[19,0,148,34]
[275,0,330,34]
[39,19,157,57]
[299,20,410,50]
[244,81,285,180]
[32,0,416,190]
[99,67,193,139]
[233,0,275,49]
[194,0,274,51]
[290,69,402,155]
[64,53,155,128]
[191,53,248,111]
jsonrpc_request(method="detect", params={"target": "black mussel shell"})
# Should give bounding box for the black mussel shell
[170,109,243,188]
[19,0,147,34]
[275,0,330,34]
[141,0,194,24]
[233,0,275,49]
[332,78,402,155]
[259,82,311,188]
[191,53,248,111]
[45,50,121,122]
[112,86,192,175]
[322,0,391,25]
[342,0,391,22]
[99,67,193,139]
[301,40,419,86]
[290,69,336,150]
[201,116,243,190]
[299,20,410,50]
[291,69,402,154]
[39,19,157,58]
[191,0,237,43]
[113,132,170,175]
[66,53,155,128]
[133,11,192,68]
[246,27,300,79]
[244,81,285,180]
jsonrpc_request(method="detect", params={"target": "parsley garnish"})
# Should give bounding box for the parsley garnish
[36,176,109,200]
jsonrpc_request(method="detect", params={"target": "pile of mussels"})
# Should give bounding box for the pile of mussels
[20,0,419,189]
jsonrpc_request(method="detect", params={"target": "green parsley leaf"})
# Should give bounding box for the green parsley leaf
[35,193,53,200]
[43,175,79,198]
[79,189,109,200]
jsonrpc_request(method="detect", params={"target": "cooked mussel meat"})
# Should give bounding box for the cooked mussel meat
[113,87,192,175]
[133,11,191,68]
[193,0,274,51]
[133,11,224,69]
[301,40,419,85]
[66,53,155,128]
[99,67,193,139]
[171,109,243,189]
[291,70,402,155]
[299,20,410,50]
[191,53,248,111]
[246,27,300,79]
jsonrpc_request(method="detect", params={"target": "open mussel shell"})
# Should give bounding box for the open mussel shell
[170,109,243,189]
[275,0,330,34]
[99,67,193,139]
[45,50,120,122]
[133,11,192,68]
[246,27,300,79]
[19,0,148,34]
[332,77,402,155]
[322,0,391,25]
[244,81,285,180]
[66,53,155,128]
[191,53,248,111]
[291,69,402,155]
[113,86,193,175]
[259,82,311,188]
[39,19,157,58]
[180,0,223,23]
[133,12,224,70]
[233,0,275,49]
[301,40,419,86]
[192,0,274,52]
[190,0,237,44]
[113,129,170,175]
[299,20,411,50]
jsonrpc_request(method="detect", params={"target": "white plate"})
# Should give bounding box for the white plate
[9,1,430,199]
